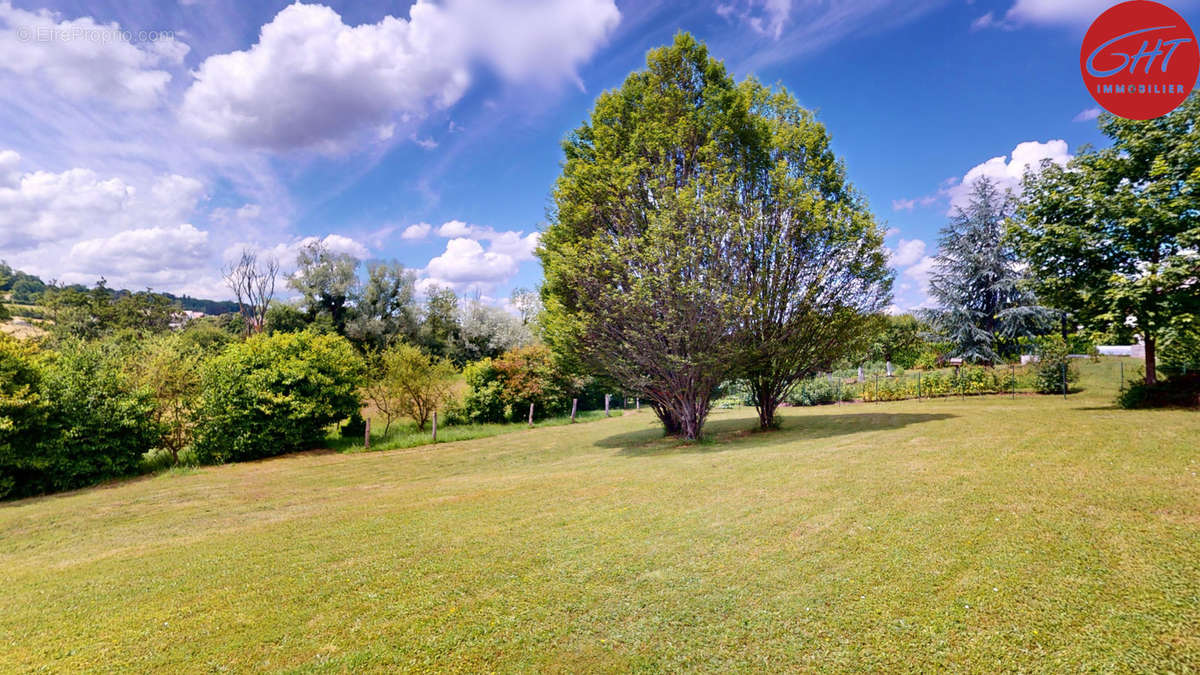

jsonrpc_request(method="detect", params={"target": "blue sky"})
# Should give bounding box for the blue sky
[1,0,1195,311]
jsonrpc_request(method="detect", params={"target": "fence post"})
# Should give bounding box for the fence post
[874,373,879,403]
[1120,361,1124,392]
[1061,363,1067,400]
[1011,364,1016,399]
[605,394,610,417]
[636,397,639,410]
[918,371,921,401]
[528,402,535,427]
[571,398,578,422]
[432,411,437,443]
[364,417,370,450]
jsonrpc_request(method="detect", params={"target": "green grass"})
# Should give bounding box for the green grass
[331,409,625,453]
[1,358,1196,671]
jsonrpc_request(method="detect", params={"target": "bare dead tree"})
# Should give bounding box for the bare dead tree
[222,249,279,335]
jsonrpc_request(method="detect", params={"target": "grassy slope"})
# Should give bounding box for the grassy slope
[1,359,1196,672]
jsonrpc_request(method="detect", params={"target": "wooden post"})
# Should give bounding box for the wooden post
[604,394,610,417]
[570,398,577,422]
[635,397,639,410]
[431,411,437,443]
[1011,364,1016,399]
[364,417,371,450]
[528,402,535,427]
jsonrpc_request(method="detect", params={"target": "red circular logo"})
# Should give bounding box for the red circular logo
[1081,0,1199,120]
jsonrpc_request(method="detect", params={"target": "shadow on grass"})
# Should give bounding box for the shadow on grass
[600,412,957,456]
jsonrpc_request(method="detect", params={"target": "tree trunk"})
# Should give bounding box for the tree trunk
[750,379,780,430]
[1145,333,1157,385]
[652,403,681,436]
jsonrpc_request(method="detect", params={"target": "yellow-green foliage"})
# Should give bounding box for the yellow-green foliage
[860,365,1037,402]
[192,331,364,464]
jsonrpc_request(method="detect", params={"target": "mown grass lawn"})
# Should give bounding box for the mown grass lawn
[1,359,1196,672]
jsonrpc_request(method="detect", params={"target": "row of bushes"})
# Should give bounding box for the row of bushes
[1,329,612,500]
[0,331,364,499]
[783,358,1080,407]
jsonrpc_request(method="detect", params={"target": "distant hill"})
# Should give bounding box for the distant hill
[0,261,238,316]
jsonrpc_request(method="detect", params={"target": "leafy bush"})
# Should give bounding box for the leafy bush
[1160,321,1200,377]
[363,343,457,432]
[787,377,843,406]
[1033,335,1079,394]
[1,339,160,499]
[461,358,507,423]
[1117,374,1200,409]
[0,336,46,499]
[192,331,364,464]
[461,345,583,423]
[125,335,204,466]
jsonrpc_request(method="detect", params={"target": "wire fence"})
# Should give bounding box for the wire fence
[785,358,1138,407]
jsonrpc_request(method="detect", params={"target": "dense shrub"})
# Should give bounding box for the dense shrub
[0,336,45,498]
[1160,322,1200,377]
[461,345,582,423]
[858,366,1033,402]
[192,331,364,464]
[126,334,204,465]
[368,343,457,431]
[0,339,160,499]
[1117,374,1200,409]
[1033,335,1079,394]
[786,377,855,406]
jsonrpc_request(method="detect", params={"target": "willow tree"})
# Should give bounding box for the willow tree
[539,34,753,439]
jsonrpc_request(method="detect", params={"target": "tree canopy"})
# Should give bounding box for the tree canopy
[540,33,890,437]
[925,177,1051,363]
[1015,94,1200,383]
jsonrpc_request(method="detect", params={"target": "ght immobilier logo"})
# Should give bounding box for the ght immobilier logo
[1081,0,1199,119]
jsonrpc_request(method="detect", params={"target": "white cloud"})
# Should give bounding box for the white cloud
[436,219,474,237]
[902,255,936,286]
[451,0,620,86]
[0,2,188,108]
[970,11,996,31]
[486,230,539,261]
[418,219,542,292]
[1001,0,1122,27]
[69,224,211,275]
[716,0,792,39]
[890,238,927,268]
[401,222,433,240]
[0,154,136,251]
[181,1,619,151]
[210,203,263,226]
[945,139,1071,213]
[433,219,539,261]
[892,198,916,211]
[1073,107,1101,122]
[422,237,519,291]
[324,234,369,259]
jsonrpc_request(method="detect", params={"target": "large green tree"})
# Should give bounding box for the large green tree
[1015,95,1200,384]
[541,34,888,436]
[289,241,359,334]
[345,261,418,350]
[733,80,892,430]
[539,34,756,439]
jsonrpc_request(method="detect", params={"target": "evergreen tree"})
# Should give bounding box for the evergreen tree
[923,177,1050,363]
